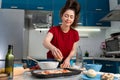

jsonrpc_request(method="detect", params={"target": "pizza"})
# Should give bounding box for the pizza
[37,69,71,75]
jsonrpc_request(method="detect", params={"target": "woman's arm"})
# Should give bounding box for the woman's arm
[43,32,54,50]
[67,41,78,60]
[43,32,63,60]
[61,41,78,68]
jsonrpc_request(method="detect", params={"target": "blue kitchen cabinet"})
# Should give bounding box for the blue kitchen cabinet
[52,0,66,25]
[78,0,86,12]
[79,12,86,26]
[53,10,61,26]
[85,0,110,27]
[94,60,119,73]
[83,59,93,64]
[86,0,110,12]
[53,0,110,27]
[53,0,66,10]
[1,0,53,10]
[26,0,53,10]
[86,12,111,26]
[78,0,86,26]
[1,0,27,9]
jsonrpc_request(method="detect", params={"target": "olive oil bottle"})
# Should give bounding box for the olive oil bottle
[5,45,14,79]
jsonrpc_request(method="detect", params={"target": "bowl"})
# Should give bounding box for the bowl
[84,64,102,72]
[38,61,59,69]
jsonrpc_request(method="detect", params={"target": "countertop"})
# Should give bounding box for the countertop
[13,71,82,80]
[13,70,120,80]
[21,57,120,61]
[72,57,120,61]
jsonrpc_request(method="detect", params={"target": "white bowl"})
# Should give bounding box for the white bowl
[38,61,59,69]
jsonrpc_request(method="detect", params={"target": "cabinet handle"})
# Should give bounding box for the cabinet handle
[59,22,62,24]
[37,7,44,9]
[95,9,102,11]
[96,23,102,25]
[11,6,18,9]
[77,23,82,25]
[105,64,113,67]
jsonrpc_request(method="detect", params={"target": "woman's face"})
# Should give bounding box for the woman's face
[61,9,75,27]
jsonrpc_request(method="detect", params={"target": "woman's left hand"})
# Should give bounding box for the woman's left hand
[60,58,70,68]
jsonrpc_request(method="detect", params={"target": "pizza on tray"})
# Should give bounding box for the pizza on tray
[37,69,71,75]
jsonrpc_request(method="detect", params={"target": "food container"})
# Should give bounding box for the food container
[38,61,59,69]
[26,56,59,69]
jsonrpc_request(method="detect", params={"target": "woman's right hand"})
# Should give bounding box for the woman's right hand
[51,47,63,61]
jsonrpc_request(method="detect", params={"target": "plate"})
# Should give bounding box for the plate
[31,68,81,78]
[81,74,118,80]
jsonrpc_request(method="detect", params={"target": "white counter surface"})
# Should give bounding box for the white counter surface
[13,71,120,80]
[13,71,82,80]
[80,57,120,61]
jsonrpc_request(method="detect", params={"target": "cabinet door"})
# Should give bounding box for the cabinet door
[53,0,66,10]
[78,0,86,26]
[95,60,118,73]
[79,12,86,26]
[2,0,26,9]
[78,0,86,12]
[52,0,66,25]
[86,12,110,26]
[83,59,93,64]
[53,10,61,26]
[86,0,110,12]
[27,0,53,10]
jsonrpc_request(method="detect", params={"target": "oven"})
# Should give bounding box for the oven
[105,33,120,54]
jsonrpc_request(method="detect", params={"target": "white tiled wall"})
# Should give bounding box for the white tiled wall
[78,30,106,57]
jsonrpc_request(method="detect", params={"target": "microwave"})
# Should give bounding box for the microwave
[105,35,120,53]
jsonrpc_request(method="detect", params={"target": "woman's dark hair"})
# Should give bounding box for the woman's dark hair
[60,0,80,28]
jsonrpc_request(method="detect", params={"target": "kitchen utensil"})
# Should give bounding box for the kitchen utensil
[27,56,59,69]
[27,56,39,63]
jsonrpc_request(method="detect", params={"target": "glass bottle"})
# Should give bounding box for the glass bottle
[76,46,83,66]
[5,45,14,79]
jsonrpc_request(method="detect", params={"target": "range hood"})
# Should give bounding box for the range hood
[100,5,120,21]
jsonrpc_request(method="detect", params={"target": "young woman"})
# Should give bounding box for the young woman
[43,0,80,68]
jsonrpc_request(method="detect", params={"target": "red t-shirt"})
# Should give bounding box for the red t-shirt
[47,26,79,59]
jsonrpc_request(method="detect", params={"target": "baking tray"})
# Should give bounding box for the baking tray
[31,68,81,78]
